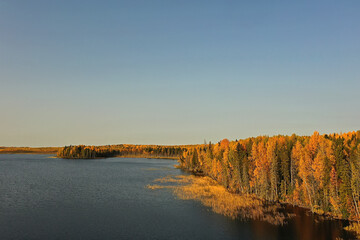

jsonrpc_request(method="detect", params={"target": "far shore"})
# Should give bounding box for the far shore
[0,147,59,154]
[0,148,179,160]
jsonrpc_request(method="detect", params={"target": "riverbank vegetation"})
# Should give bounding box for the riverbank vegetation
[147,174,290,224]
[345,222,360,238]
[178,131,360,224]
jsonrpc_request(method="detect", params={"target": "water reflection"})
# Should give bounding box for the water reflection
[249,205,353,240]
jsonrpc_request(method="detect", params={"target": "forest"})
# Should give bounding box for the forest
[57,144,188,159]
[179,131,360,221]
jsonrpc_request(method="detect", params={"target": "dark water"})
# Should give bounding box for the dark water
[0,154,356,240]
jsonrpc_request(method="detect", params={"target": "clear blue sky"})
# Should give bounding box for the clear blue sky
[1,1,359,146]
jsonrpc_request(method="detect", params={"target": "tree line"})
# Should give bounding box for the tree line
[57,144,188,159]
[178,131,360,221]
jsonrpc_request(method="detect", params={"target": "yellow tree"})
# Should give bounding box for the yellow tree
[253,140,270,199]
[267,138,278,200]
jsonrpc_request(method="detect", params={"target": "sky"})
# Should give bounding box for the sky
[1,1,359,147]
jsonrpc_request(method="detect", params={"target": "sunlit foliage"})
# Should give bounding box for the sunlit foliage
[178,131,360,221]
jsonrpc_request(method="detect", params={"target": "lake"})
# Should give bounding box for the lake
[0,154,356,239]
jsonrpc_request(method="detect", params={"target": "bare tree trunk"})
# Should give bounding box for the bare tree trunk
[352,192,360,222]
[304,179,314,212]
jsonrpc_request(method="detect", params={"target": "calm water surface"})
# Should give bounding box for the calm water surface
[0,154,356,239]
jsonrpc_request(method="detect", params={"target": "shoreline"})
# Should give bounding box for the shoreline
[0,147,59,154]
[147,173,353,227]
[0,151,58,154]
[184,167,353,222]
[178,167,359,238]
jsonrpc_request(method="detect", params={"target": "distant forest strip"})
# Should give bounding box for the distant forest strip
[179,131,360,222]
[56,144,192,159]
[0,147,59,154]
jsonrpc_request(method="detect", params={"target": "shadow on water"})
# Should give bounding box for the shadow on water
[244,204,356,240]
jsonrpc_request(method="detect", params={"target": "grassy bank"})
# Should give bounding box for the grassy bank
[147,174,290,225]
